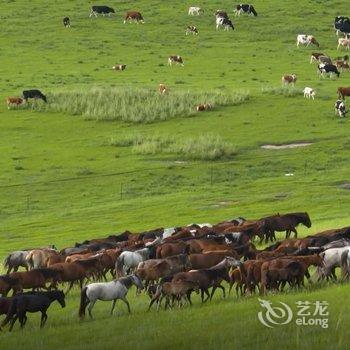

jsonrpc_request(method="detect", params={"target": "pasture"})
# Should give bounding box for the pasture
[0,0,350,349]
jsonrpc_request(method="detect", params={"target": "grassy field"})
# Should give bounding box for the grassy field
[0,0,350,348]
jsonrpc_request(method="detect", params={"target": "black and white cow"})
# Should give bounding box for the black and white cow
[168,55,184,66]
[335,100,347,117]
[63,17,70,27]
[185,25,198,35]
[89,6,115,17]
[234,4,258,16]
[22,90,47,103]
[216,16,234,31]
[334,16,350,37]
[318,63,340,78]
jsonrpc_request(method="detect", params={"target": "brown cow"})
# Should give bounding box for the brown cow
[281,74,297,86]
[185,25,198,35]
[196,103,212,112]
[112,64,126,71]
[168,55,184,66]
[309,52,325,63]
[338,87,350,99]
[6,97,24,109]
[335,60,350,72]
[159,83,168,94]
[337,38,350,51]
[124,11,144,23]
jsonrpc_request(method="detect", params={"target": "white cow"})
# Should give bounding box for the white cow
[303,87,316,99]
[296,34,319,47]
[188,6,202,15]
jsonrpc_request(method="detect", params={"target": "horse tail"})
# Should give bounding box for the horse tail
[3,255,10,269]
[115,254,125,277]
[79,286,89,319]
[341,249,349,278]
[25,251,34,269]
[184,244,191,255]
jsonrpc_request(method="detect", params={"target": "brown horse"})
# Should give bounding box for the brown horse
[0,276,21,296]
[48,262,89,293]
[189,251,238,269]
[8,269,61,292]
[156,242,190,258]
[258,212,312,242]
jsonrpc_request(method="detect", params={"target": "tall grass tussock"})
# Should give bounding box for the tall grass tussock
[261,86,300,97]
[110,134,236,160]
[30,87,250,123]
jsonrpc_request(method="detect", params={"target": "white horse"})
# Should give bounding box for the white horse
[317,246,350,280]
[115,248,151,277]
[79,275,144,319]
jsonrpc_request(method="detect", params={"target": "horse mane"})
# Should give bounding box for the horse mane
[118,276,133,288]
[36,268,61,278]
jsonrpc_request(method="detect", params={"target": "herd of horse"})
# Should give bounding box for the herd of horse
[1,211,350,331]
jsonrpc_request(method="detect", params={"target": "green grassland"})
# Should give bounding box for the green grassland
[0,0,350,348]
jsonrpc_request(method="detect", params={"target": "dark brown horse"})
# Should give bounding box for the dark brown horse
[258,212,312,242]
[0,275,21,296]
[0,297,13,317]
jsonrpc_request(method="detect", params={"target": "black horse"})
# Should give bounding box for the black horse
[1,290,65,331]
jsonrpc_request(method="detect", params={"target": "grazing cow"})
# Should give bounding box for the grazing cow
[63,17,70,28]
[112,64,126,71]
[89,6,115,17]
[234,4,258,17]
[296,35,319,48]
[196,103,212,111]
[168,55,184,66]
[281,74,297,86]
[309,52,325,63]
[303,87,316,100]
[317,55,333,65]
[124,11,144,24]
[215,10,229,19]
[6,97,24,109]
[186,25,198,35]
[318,64,340,78]
[159,84,167,94]
[338,87,350,99]
[216,17,235,31]
[22,90,47,103]
[335,100,347,117]
[337,38,350,51]
[334,54,349,63]
[188,7,202,16]
[335,60,350,72]
[334,16,350,37]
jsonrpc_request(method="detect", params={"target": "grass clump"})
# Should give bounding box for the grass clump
[31,87,250,124]
[261,86,300,97]
[109,134,236,160]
